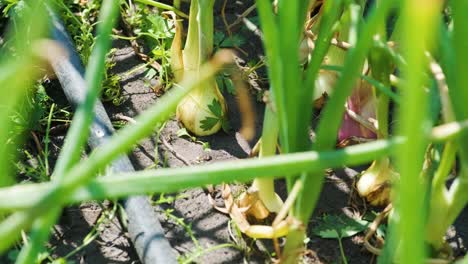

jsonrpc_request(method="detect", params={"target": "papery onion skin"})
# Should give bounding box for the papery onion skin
[356,158,396,206]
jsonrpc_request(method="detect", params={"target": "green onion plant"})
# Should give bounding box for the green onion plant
[172,0,228,136]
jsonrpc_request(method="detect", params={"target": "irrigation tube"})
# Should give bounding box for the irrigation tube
[48,10,177,264]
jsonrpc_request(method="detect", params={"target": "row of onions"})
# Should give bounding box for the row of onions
[0,0,467,263]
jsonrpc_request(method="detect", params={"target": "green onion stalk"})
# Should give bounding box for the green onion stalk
[0,48,234,254]
[282,1,395,262]
[173,0,227,136]
[355,24,397,207]
[252,107,283,214]
[391,1,443,262]
[300,4,348,108]
[336,1,376,147]
[237,106,284,221]
[425,141,457,254]
[303,0,395,206]
[235,0,343,231]
[0,0,49,188]
[425,54,457,253]
[2,120,468,211]
[424,0,468,254]
[15,1,120,262]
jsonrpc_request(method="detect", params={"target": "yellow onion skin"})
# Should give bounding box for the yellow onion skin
[237,191,270,220]
[251,178,284,214]
[356,158,397,206]
[314,69,338,102]
[244,221,289,239]
[176,79,227,136]
[299,34,313,65]
[312,46,347,105]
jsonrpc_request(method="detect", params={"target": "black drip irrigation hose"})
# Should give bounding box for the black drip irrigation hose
[47,9,177,264]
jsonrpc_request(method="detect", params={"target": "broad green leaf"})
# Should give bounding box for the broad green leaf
[208,99,223,118]
[313,214,370,239]
[200,116,220,131]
